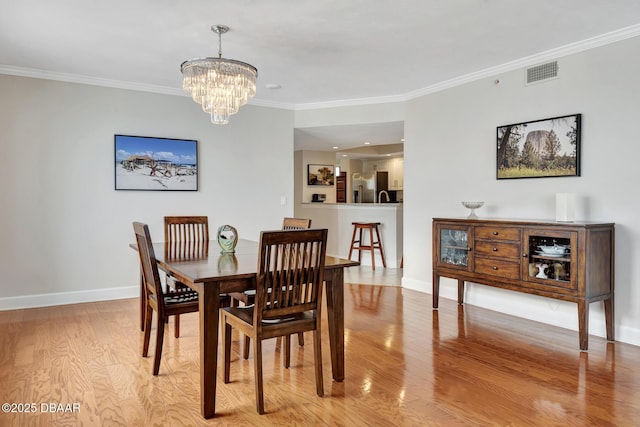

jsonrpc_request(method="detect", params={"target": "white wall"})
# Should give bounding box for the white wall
[0,75,294,308]
[299,150,338,203]
[403,36,640,345]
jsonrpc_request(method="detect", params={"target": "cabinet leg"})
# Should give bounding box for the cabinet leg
[432,273,440,308]
[604,297,615,342]
[457,280,465,305]
[578,300,589,351]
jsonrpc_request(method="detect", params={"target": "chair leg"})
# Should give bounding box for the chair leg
[298,332,304,346]
[284,335,291,368]
[223,319,232,384]
[174,314,180,338]
[243,335,251,360]
[153,315,166,375]
[358,228,364,263]
[375,225,387,267]
[140,273,146,331]
[142,305,153,357]
[369,227,376,270]
[348,225,358,261]
[253,339,265,414]
[313,327,324,397]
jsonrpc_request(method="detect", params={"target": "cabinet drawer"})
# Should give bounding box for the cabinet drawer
[475,226,520,241]
[474,241,520,259]
[475,257,520,279]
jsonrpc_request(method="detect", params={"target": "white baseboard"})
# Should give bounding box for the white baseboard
[0,286,139,311]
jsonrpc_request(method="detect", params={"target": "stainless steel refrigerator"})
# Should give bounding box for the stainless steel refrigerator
[352,171,388,203]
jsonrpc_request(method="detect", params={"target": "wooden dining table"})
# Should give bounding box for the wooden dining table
[131,238,359,419]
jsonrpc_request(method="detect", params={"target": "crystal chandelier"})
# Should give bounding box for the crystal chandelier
[181,25,258,125]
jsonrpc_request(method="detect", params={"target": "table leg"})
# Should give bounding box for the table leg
[604,296,615,341]
[325,267,345,382]
[432,273,440,308]
[199,282,221,419]
[578,299,589,351]
[457,279,465,305]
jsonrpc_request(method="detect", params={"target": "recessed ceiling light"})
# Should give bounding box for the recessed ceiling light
[342,154,348,157]
[265,83,281,90]
[401,138,405,142]
[333,146,339,150]
[386,154,391,156]
[364,141,371,145]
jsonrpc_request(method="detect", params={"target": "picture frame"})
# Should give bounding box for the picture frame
[114,134,198,191]
[307,164,335,186]
[497,114,581,179]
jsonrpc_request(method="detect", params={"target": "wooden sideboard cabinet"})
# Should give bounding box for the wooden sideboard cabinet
[432,218,615,350]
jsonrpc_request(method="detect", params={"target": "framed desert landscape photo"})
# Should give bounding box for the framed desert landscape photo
[307,164,335,185]
[114,135,198,191]
[497,114,581,179]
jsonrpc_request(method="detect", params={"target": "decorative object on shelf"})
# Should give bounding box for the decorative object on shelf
[552,263,566,280]
[462,201,484,219]
[555,193,576,222]
[496,113,581,179]
[216,225,238,253]
[535,263,549,279]
[181,25,257,125]
[537,245,567,256]
[114,135,198,191]
[307,164,335,186]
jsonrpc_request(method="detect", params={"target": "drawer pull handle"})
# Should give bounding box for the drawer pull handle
[492,231,498,235]
[492,266,498,270]
[492,247,498,251]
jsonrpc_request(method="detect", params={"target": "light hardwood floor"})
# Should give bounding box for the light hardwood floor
[1,271,638,426]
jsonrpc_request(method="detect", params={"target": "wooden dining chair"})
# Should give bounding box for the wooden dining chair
[230,217,312,362]
[164,215,209,261]
[163,216,231,338]
[133,222,200,376]
[221,228,328,414]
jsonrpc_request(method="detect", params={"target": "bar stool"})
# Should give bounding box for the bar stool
[348,222,386,270]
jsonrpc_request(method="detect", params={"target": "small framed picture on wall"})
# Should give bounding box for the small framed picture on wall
[307,164,335,186]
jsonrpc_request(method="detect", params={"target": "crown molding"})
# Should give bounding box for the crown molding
[1,24,639,111]
[0,65,187,96]
[295,23,640,109]
[402,23,640,100]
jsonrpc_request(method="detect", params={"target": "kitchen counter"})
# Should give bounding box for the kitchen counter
[295,202,403,267]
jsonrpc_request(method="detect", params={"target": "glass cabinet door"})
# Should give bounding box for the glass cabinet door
[523,229,577,289]
[437,225,472,270]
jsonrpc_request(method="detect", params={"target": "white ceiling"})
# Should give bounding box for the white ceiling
[2,0,639,152]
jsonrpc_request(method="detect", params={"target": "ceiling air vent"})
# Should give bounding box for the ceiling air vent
[525,61,558,85]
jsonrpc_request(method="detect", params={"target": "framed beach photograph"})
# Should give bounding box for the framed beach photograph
[497,114,581,179]
[307,164,335,186]
[114,134,198,191]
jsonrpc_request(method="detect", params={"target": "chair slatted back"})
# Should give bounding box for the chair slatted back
[255,229,327,323]
[282,217,312,230]
[133,222,165,317]
[164,216,209,260]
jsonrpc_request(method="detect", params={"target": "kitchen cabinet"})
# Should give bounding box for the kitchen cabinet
[364,159,389,174]
[432,218,615,350]
[388,158,404,190]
